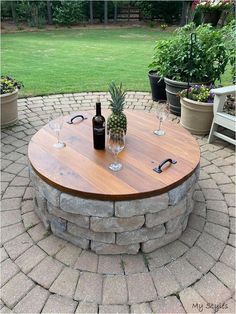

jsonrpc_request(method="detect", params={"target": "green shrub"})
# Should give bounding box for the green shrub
[149,23,228,83]
[15,1,32,22]
[15,1,47,27]
[1,1,12,20]
[138,1,182,24]
[221,20,236,83]
[53,1,86,26]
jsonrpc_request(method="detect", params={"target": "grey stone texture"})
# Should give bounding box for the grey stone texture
[13,285,49,313]
[196,232,225,260]
[167,258,202,288]
[147,247,172,270]
[91,241,140,255]
[74,250,98,272]
[116,224,165,245]
[127,273,157,304]
[67,222,115,244]
[115,193,169,217]
[42,294,77,313]
[49,267,79,298]
[102,275,128,304]
[28,256,63,288]
[0,259,19,288]
[15,245,46,274]
[48,202,90,228]
[74,272,103,303]
[151,296,186,313]
[122,254,148,274]
[131,303,152,314]
[168,170,197,205]
[220,245,235,269]
[145,198,187,228]
[4,232,33,260]
[51,222,90,249]
[164,240,188,259]
[141,228,183,253]
[75,303,98,314]
[185,246,215,274]
[179,287,211,313]
[179,227,200,247]
[151,267,180,297]
[37,234,66,256]
[204,222,229,242]
[99,305,129,314]
[60,193,114,217]
[55,243,81,267]
[98,255,123,274]
[211,262,235,290]
[90,215,145,232]
[0,272,34,308]
[29,166,197,254]
[194,273,231,304]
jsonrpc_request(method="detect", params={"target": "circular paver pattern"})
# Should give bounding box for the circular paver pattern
[1,92,235,314]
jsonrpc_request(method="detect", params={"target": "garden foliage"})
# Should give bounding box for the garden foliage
[1,0,183,26]
[180,85,215,102]
[1,76,23,95]
[53,1,86,25]
[150,23,229,83]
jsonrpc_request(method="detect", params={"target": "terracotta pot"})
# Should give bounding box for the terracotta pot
[1,89,18,128]
[180,97,213,135]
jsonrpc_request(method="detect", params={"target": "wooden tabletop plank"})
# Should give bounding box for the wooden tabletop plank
[28,110,200,200]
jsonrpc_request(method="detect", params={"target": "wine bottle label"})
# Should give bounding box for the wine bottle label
[94,127,105,134]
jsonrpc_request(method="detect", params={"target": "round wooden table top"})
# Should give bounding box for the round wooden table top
[28,110,200,201]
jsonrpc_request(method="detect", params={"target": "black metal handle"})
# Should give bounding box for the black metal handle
[67,115,87,124]
[153,158,177,174]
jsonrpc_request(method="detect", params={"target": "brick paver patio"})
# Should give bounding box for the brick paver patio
[1,92,235,313]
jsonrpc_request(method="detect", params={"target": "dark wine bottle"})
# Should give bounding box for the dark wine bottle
[92,97,105,150]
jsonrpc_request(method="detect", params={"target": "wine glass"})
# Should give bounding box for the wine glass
[154,103,170,136]
[107,128,125,172]
[48,113,66,148]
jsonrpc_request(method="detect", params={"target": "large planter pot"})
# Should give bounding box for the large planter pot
[1,89,18,128]
[148,71,166,102]
[164,77,190,116]
[202,10,221,26]
[180,97,213,135]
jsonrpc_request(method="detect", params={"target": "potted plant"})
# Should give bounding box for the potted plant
[1,76,23,128]
[194,0,233,26]
[147,70,167,102]
[180,85,214,135]
[150,23,228,116]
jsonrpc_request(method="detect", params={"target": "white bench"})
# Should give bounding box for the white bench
[208,85,236,146]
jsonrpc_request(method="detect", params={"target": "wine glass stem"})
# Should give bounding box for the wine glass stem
[56,131,60,144]
[158,118,162,131]
[114,153,118,165]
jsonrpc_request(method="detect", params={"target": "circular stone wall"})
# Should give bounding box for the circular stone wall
[29,164,199,255]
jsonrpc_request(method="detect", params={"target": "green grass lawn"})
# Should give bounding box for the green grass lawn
[1,27,232,97]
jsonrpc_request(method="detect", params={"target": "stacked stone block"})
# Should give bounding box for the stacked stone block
[29,164,199,254]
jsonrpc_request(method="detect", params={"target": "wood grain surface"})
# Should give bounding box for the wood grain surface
[28,110,200,200]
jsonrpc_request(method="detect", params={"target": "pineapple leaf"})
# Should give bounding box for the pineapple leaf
[108,81,126,114]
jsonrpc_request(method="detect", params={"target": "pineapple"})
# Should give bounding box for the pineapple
[107,82,127,134]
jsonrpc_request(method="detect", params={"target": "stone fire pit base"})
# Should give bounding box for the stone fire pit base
[29,164,199,255]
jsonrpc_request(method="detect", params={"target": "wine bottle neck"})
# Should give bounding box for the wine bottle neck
[96,102,101,116]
